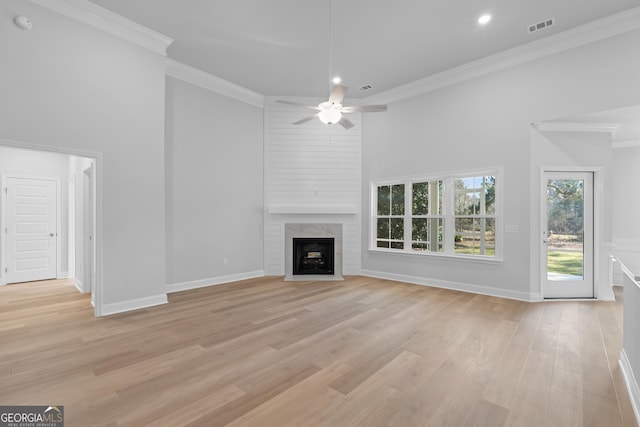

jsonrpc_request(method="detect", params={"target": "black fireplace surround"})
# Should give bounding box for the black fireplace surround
[292,238,335,275]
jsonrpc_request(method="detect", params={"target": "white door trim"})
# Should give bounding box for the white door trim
[1,175,61,284]
[538,166,606,300]
[83,165,96,307]
[0,138,103,316]
[541,171,594,298]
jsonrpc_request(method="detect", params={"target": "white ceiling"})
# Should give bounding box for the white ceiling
[88,0,640,98]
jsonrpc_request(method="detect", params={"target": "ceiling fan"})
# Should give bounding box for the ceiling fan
[276,86,387,129]
[276,0,387,129]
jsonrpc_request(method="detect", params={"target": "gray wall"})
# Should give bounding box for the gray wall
[613,146,640,243]
[362,29,640,300]
[0,0,167,309]
[165,77,264,287]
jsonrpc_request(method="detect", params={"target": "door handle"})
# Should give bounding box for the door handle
[49,233,55,237]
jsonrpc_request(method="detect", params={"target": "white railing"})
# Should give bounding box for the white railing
[620,261,640,425]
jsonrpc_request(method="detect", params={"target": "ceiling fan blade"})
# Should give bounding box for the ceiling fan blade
[328,84,347,105]
[338,117,355,129]
[341,104,388,113]
[293,113,320,125]
[276,100,321,110]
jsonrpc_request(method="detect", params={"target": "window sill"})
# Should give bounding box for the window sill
[367,248,504,265]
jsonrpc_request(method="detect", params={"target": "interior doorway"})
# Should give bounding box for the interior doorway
[0,143,98,314]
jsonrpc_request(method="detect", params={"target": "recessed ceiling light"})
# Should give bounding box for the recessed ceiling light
[332,76,342,84]
[478,14,492,25]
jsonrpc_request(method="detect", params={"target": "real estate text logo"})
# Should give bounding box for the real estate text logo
[0,406,64,427]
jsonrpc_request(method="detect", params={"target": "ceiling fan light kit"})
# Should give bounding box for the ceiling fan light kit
[318,103,342,124]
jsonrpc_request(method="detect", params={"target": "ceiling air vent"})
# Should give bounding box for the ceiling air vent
[358,84,373,91]
[528,18,554,34]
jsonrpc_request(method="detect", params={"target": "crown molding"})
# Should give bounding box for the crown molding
[364,6,640,105]
[29,0,173,55]
[613,139,640,149]
[166,59,265,108]
[533,122,620,133]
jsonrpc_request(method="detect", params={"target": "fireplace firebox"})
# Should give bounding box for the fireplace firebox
[293,238,335,275]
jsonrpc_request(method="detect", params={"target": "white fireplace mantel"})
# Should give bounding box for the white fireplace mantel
[269,203,357,214]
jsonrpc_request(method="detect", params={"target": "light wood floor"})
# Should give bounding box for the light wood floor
[0,277,636,426]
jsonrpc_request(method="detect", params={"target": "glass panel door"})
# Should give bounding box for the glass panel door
[542,171,594,298]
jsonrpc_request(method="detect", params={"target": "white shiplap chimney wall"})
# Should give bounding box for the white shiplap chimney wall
[263,99,362,276]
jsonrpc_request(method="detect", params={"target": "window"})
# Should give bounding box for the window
[372,169,500,259]
[454,176,496,256]
[411,180,444,252]
[376,184,405,249]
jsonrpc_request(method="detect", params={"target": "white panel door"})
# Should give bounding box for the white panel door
[6,177,57,284]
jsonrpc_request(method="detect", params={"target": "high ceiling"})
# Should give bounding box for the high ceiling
[88,0,639,98]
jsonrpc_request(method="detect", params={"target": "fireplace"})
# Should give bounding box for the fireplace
[284,223,343,281]
[293,238,334,275]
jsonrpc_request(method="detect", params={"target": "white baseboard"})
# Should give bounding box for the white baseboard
[100,294,168,316]
[620,349,640,426]
[361,269,537,302]
[73,278,87,293]
[59,270,71,279]
[166,270,265,294]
